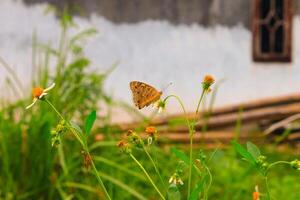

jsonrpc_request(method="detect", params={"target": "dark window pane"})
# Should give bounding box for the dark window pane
[268,16,276,27]
[261,0,270,19]
[275,0,284,19]
[260,25,270,53]
[274,26,284,53]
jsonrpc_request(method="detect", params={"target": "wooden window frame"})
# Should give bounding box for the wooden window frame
[252,0,293,62]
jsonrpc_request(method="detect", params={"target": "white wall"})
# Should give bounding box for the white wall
[0,0,300,122]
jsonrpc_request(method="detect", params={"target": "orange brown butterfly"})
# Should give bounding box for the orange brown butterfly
[130,81,162,109]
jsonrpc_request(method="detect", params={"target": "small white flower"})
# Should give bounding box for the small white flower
[26,83,55,109]
[168,173,183,186]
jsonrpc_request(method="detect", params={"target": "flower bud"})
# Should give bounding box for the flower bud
[202,75,215,91]
[290,159,300,170]
[117,140,132,154]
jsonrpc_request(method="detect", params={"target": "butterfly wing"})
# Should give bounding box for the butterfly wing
[130,81,162,109]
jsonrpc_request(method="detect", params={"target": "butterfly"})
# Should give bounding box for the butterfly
[130,81,162,109]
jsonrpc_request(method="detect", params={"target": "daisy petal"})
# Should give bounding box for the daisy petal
[26,98,38,109]
[44,83,55,92]
[39,92,48,99]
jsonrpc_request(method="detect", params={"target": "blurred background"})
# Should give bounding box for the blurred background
[1,0,300,122]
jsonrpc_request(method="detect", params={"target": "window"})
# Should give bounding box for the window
[252,0,293,62]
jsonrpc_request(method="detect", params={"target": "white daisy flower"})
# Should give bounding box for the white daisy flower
[26,83,55,109]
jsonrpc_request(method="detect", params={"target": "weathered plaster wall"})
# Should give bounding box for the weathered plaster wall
[24,0,300,28]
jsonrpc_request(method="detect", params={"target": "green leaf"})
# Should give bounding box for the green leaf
[246,142,261,160]
[231,140,256,165]
[171,147,189,165]
[84,110,96,135]
[167,184,181,200]
[188,177,206,200]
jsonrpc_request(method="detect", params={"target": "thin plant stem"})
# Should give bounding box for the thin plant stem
[163,95,192,130]
[266,161,290,172]
[163,94,194,198]
[89,153,112,200]
[130,153,166,200]
[44,99,84,146]
[57,140,69,176]
[195,90,206,116]
[191,89,206,198]
[143,145,166,190]
[163,91,207,198]
[203,164,212,200]
[264,176,271,200]
[43,98,112,200]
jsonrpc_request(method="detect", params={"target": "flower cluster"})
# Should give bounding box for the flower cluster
[168,172,184,186]
[117,127,160,152]
[127,130,144,148]
[117,140,132,154]
[290,159,300,170]
[256,155,269,172]
[51,120,67,147]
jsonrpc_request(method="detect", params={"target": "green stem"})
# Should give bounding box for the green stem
[195,90,206,116]
[191,89,206,198]
[266,161,291,172]
[204,164,212,200]
[44,99,84,146]
[163,95,193,198]
[89,152,112,200]
[163,95,192,130]
[44,99,111,200]
[163,91,207,199]
[143,146,166,190]
[130,154,166,200]
[57,140,69,176]
[264,176,271,200]
[188,127,194,198]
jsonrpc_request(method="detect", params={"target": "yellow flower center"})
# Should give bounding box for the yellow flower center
[32,87,44,98]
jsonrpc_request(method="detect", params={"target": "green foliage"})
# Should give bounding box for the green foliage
[84,110,96,135]
[247,141,261,160]
[167,184,181,200]
[232,140,256,165]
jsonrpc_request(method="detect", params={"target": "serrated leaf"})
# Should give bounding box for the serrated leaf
[167,184,181,200]
[85,110,96,135]
[231,140,256,165]
[246,142,261,160]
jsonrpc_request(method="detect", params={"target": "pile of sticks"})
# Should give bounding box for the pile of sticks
[117,93,300,145]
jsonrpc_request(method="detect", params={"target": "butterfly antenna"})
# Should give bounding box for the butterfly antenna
[161,82,173,92]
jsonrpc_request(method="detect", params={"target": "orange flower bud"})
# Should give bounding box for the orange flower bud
[145,126,157,136]
[203,75,215,85]
[252,191,259,200]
